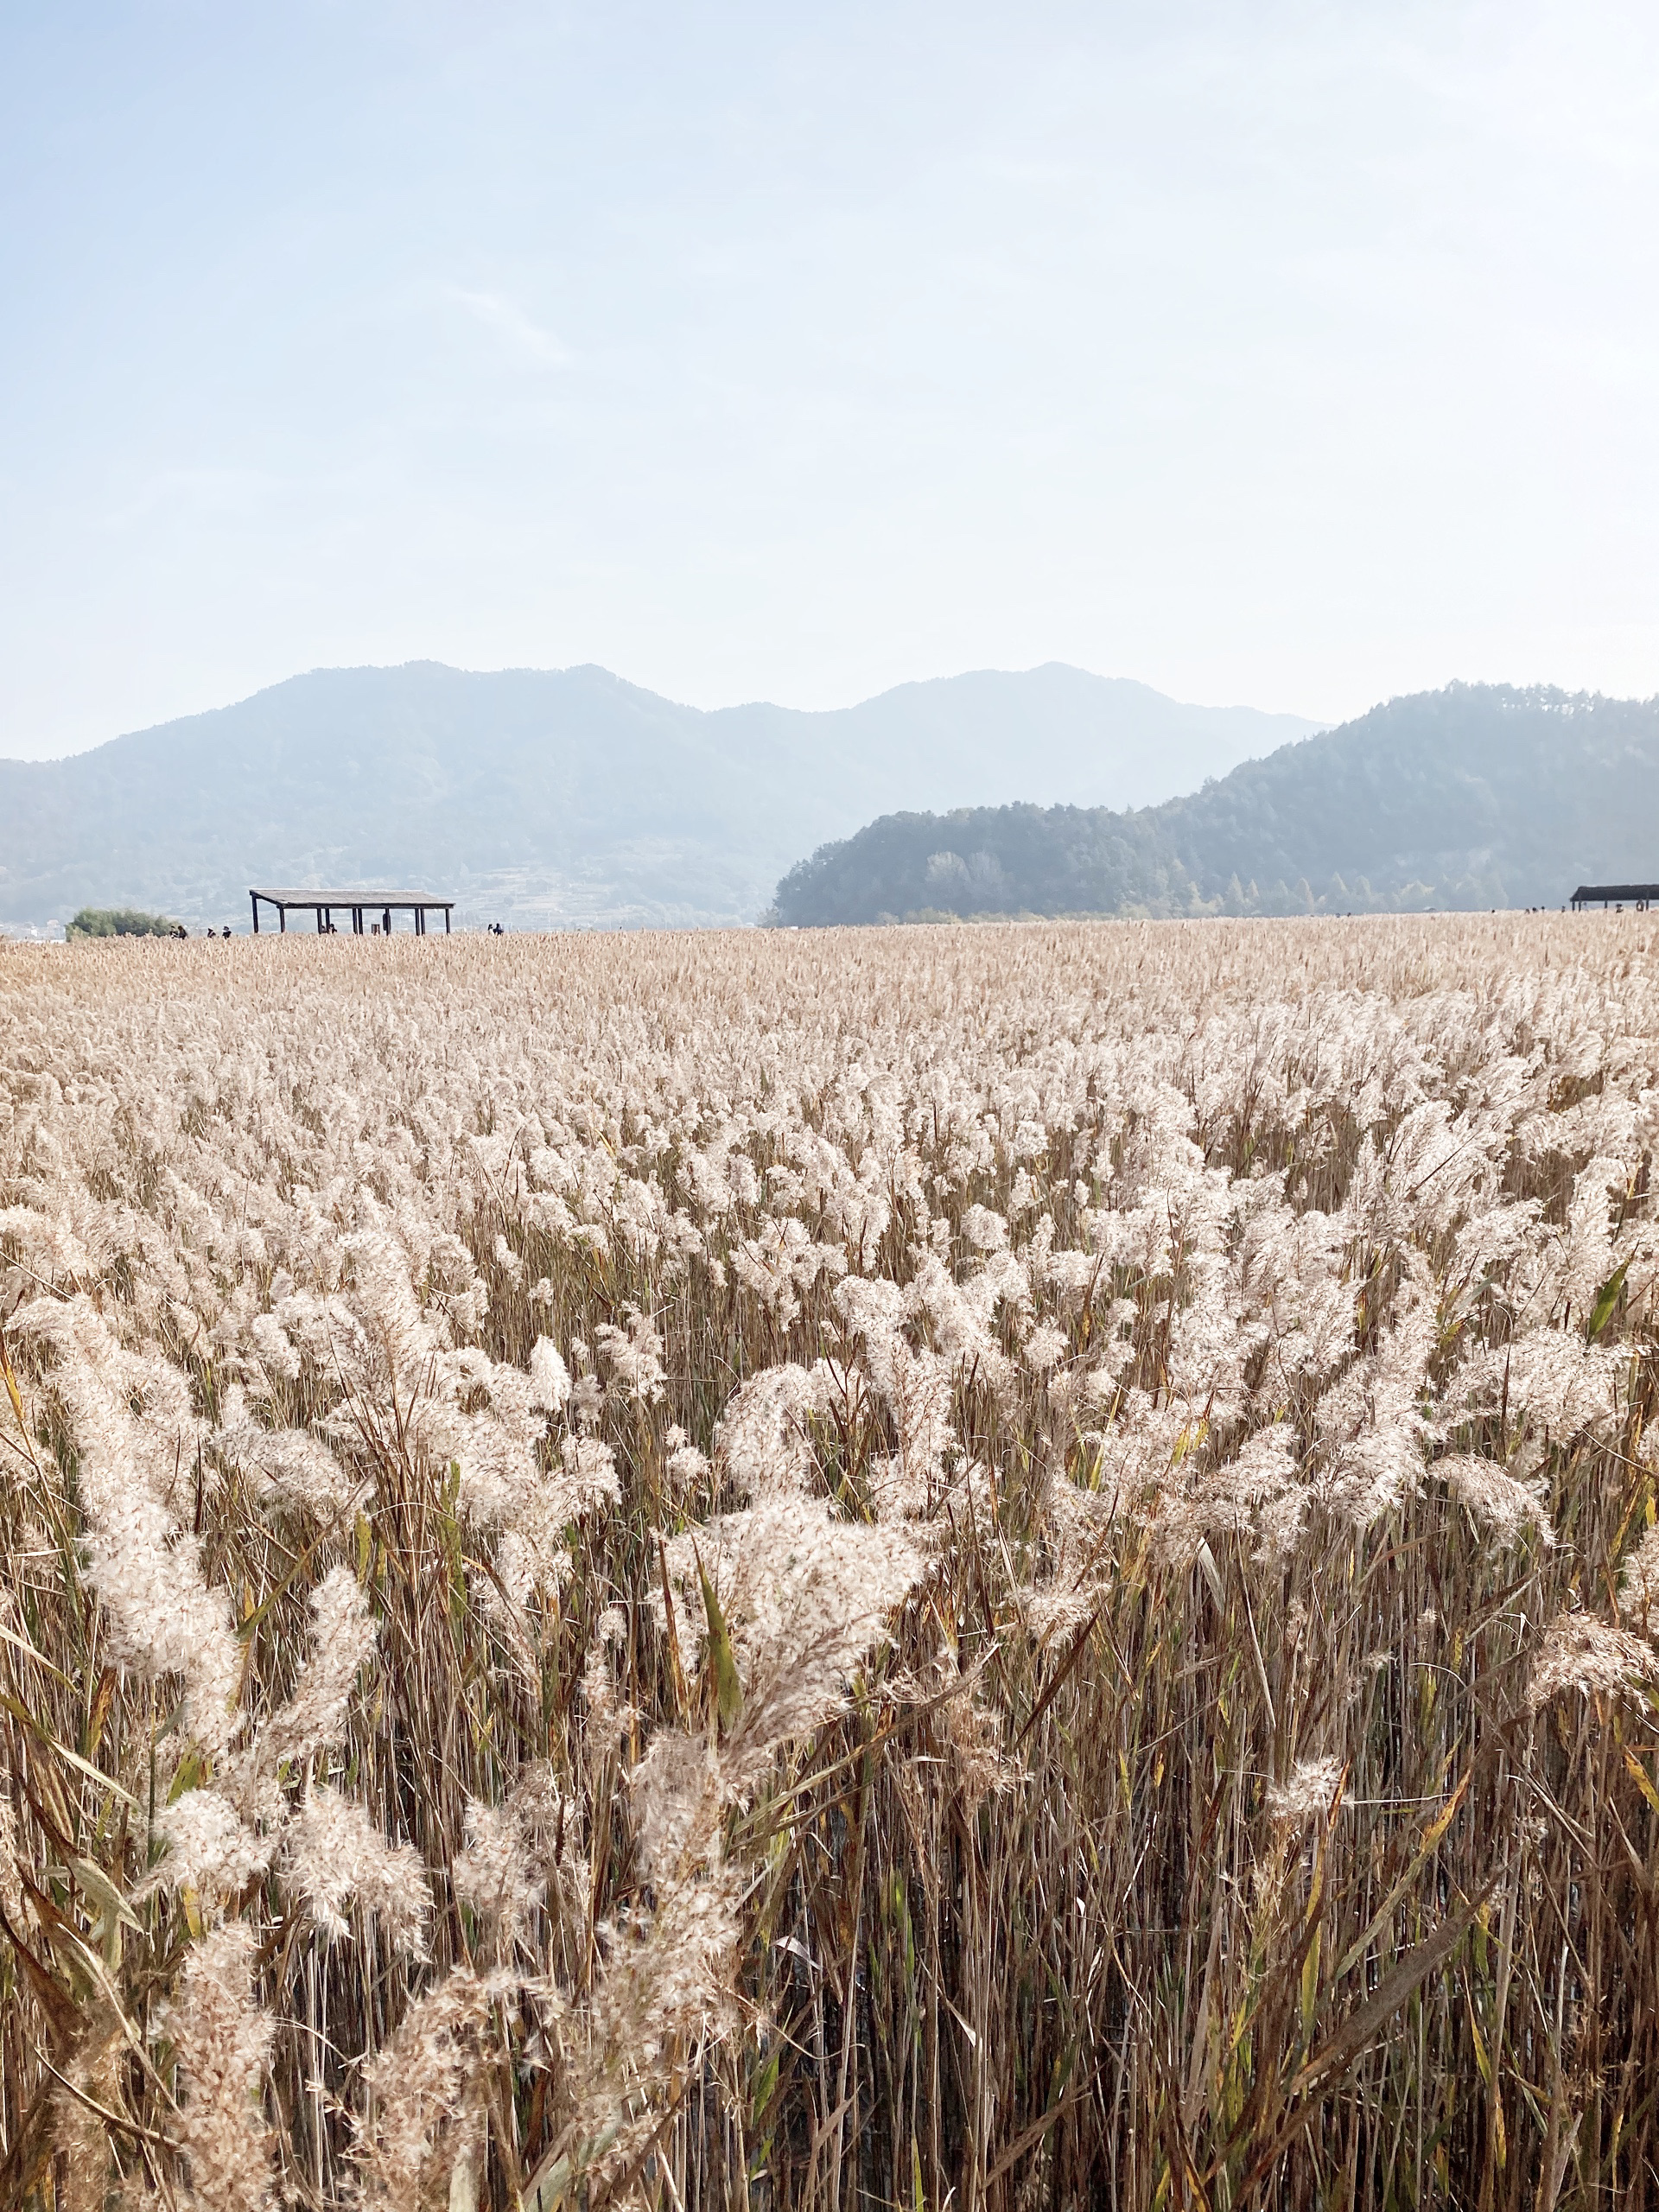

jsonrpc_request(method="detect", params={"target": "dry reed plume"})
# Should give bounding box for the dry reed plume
[3,913,1659,2209]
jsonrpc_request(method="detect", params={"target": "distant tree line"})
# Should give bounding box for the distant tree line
[768,683,1659,925]
[766,804,1474,927]
[67,906,182,938]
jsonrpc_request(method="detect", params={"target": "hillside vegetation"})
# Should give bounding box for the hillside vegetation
[6,918,1659,2206]
[64,906,181,938]
[0,662,1316,931]
[771,683,1659,922]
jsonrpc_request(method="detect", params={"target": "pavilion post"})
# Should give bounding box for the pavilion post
[251,893,259,933]
[444,908,450,933]
[279,906,285,932]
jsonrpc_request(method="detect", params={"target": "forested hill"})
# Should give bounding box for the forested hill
[768,683,1659,924]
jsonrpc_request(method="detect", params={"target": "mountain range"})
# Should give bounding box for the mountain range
[0,663,1321,931]
[770,683,1659,924]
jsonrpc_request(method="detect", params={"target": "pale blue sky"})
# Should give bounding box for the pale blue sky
[3,1,1657,756]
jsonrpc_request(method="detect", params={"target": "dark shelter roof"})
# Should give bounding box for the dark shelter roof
[1571,884,1659,903]
[249,887,453,906]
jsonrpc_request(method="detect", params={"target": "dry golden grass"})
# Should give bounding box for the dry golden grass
[3,914,1659,2209]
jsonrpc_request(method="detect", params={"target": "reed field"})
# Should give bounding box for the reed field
[8,913,1659,2210]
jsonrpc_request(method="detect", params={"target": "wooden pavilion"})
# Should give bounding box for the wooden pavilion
[1569,884,1659,912]
[249,888,454,935]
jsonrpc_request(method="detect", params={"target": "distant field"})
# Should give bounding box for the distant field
[6,918,1659,2209]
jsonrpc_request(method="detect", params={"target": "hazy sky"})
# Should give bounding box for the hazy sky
[3,1,1657,757]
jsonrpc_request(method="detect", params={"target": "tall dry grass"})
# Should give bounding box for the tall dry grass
[3,916,1659,2208]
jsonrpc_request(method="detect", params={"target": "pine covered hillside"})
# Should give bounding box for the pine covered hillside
[770,683,1659,923]
[0,662,1318,931]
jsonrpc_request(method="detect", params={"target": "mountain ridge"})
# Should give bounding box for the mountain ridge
[0,661,1322,931]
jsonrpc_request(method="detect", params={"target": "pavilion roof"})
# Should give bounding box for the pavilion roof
[249,888,454,906]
